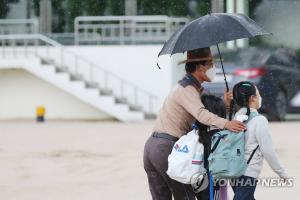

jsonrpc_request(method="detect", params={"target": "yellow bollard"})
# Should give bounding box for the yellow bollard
[36,106,46,122]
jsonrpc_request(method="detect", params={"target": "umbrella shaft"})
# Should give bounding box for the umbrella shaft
[216,44,229,92]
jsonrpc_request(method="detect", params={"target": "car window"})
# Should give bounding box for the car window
[268,49,298,68]
[214,48,269,67]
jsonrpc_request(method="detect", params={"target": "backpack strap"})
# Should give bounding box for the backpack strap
[246,112,259,122]
[247,145,259,164]
[210,133,227,153]
[246,112,260,165]
[209,173,214,200]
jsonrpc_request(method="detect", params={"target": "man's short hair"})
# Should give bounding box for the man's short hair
[185,61,206,73]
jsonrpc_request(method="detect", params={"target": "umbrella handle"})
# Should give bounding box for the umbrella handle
[156,62,161,69]
[216,44,229,92]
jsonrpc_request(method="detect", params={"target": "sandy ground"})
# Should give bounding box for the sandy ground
[0,119,299,200]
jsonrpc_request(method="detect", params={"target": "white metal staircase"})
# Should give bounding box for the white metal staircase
[0,34,157,122]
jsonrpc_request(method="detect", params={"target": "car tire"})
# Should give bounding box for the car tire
[268,91,287,121]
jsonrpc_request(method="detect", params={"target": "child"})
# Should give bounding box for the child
[194,94,228,200]
[229,81,288,200]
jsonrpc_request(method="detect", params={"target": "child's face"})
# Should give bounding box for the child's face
[250,86,262,109]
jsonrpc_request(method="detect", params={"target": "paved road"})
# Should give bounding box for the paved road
[286,113,300,121]
[0,119,299,200]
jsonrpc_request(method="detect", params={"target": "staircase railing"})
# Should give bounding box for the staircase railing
[0,19,39,35]
[0,34,157,115]
[75,15,188,45]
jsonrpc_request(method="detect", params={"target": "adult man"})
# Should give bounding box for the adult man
[143,47,246,200]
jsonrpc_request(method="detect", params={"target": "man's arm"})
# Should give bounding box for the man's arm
[177,86,246,132]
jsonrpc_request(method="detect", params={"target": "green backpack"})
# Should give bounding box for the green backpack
[208,112,260,180]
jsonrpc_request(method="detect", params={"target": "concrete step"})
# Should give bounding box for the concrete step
[55,66,69,73]
[144,113,157,119]
[54,72,72,82]
[129,105,142,112]
[70,73,84,81]
[115,97,127,104]
[40,64,56,73]
[85,81,99,88]
[70,81,85,89]
[84,87,100,96]
[100,89,113,96]
[41,58,55,65]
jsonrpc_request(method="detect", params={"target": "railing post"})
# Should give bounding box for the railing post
[33,19,39,34]
[165,18,171,40]
[149,95,154,114]
[46,42,50,61]
[131,20,136,44]
[74,19,79,45]
[89,63,94,83]
[24,39,28,57]
[120,19,124,45]
[134,87,138,106]
[74,56,78,74]
[34,37,38,56]
[104,70,108,90]
[120,79,124,98]
[12,39,16,58]
[131,19,137,44]
[60,47,64,68]
[1,39,5,58]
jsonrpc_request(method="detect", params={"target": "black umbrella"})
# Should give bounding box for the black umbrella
[158,13,270,91]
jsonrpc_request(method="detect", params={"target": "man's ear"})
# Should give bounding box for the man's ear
[196,64,204,73]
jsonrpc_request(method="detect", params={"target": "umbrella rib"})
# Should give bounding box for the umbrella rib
[158,13,270,57]
[228,14,256,36]
[212,14,228,45]
[171,18,202,55]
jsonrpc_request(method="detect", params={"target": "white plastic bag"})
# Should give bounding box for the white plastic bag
[167,129,206,184]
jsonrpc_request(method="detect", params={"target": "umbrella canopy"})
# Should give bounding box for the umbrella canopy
[158,13,270,91]
[158,13,270,56]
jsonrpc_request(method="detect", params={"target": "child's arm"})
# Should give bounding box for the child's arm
[255,116,288,178]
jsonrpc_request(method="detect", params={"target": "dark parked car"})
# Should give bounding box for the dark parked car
[203,47,300,121]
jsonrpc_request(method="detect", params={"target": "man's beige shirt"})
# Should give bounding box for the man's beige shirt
[153,84,228,138]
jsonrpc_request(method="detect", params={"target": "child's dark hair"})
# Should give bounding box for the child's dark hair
[195,94,226,143]
[229,81,256,120]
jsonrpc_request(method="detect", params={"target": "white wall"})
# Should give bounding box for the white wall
[0,68,112,120]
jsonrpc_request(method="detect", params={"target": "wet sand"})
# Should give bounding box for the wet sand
[0,120,298,199]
